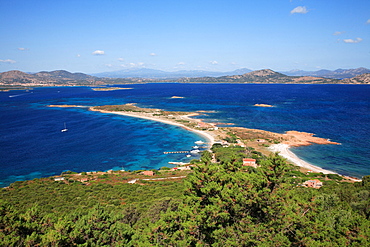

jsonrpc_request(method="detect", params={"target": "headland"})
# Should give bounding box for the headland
[48,103,358,181]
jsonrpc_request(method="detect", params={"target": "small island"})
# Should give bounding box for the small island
[254,103,274,107]
[47,104,88,108]
[91,87,133,91]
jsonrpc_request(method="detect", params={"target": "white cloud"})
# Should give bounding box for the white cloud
[149,53,157,56]
[333,31,345,36]
[343,38,363,43]
[92,50,105,55]
[210,61,218,65]
[0,59,16,64]
[177,62,185,66]
[76,54,81,57]
[367,19,370,24]
[290,6,308,14]
[18,47,28,51]
[118,58,124,62]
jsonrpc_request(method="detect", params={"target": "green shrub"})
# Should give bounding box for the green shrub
[326,173,343,181]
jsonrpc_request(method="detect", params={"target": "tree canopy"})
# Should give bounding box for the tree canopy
[1,146,369,246]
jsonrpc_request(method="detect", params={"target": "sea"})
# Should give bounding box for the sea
[0,83,369,187]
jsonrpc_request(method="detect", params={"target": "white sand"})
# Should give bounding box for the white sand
[95,108,363,181]
[269,143,336,174]
[105,111,215,147]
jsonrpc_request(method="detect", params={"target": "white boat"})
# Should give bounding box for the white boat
[190,149,200,154]
[192,146,199,149]
[61,123,68,132]
[195,140,204,145]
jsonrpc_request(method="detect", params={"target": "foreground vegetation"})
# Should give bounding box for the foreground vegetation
[1,145,369,246]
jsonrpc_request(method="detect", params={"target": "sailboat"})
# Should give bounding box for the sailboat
[61,122,68,132]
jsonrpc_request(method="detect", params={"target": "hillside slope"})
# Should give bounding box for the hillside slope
[177,69,338,83]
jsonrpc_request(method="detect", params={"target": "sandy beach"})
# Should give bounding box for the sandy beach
[116,111,216,145]
[269,143,336,174]
[100,108,336,175]
[50,103,358,180]
[269,144,362,182]
[89,107,216,147]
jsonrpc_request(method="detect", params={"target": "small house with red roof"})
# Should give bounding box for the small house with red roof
[243,158,257,168]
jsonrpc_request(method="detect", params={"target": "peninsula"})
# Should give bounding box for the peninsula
[89,104,216,145]
[48,103,348,178]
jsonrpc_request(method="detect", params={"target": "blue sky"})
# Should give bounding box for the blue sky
[1,0,369,73]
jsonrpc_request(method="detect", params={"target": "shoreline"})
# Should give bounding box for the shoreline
[269,143,335,174]
[269,144,362,182]
[50,104,360,181]
[89,107,216,147]
[115,111,216,146]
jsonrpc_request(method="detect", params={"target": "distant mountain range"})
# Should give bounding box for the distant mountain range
[34,70,95,81]
[92,67,370,79]
[1,68,370,87]
[281,67,370,79]
[176,69,338,84]
[91,68,253,79]
[0,70,105,86]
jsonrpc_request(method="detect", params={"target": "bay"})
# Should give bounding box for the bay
[0,83,369,186]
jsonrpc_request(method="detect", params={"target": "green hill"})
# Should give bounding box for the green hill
[1,145,369,246]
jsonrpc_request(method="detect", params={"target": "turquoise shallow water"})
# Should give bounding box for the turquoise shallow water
[0,83,369,186]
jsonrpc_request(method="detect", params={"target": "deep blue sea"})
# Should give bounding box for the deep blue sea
[1,83,369,186]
